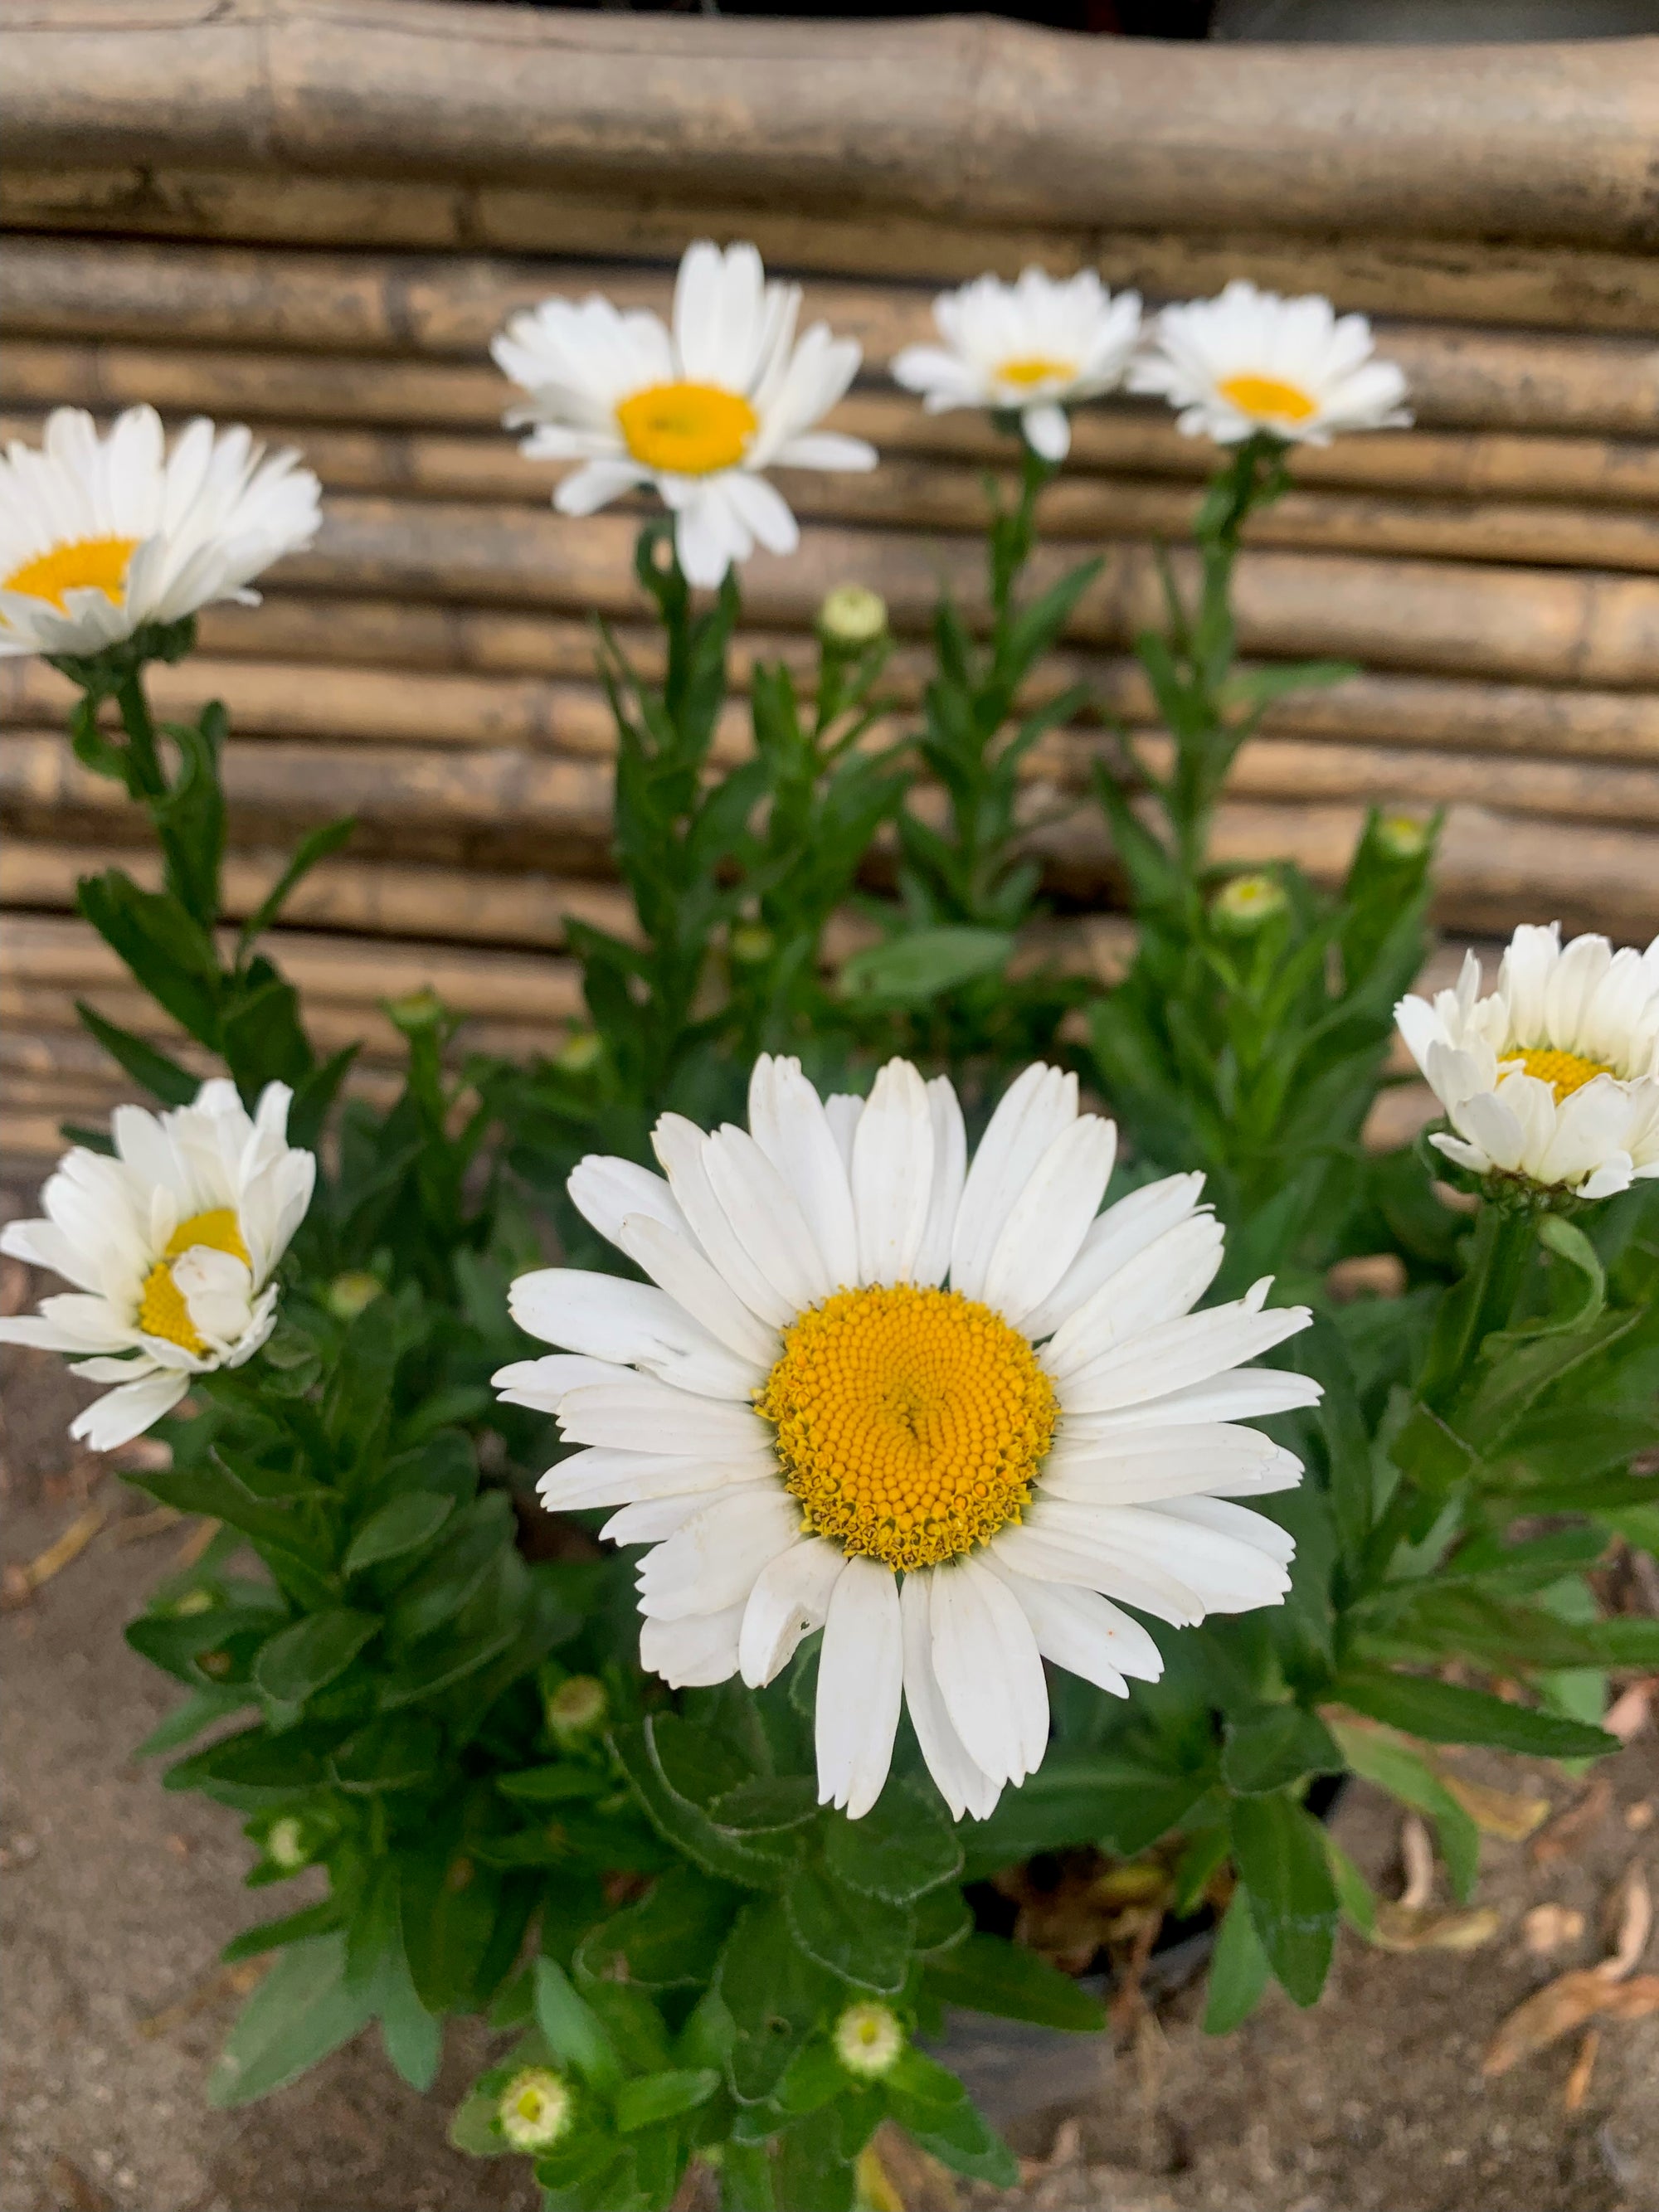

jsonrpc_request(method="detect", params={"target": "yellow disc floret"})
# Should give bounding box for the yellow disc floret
[995,355,1079,390]
[1217,372,1317,425]
[136,1208,250,1354]
[615,381,758,476]
[1513,1046,1617,1101]
[5,534,139,611]
[755,1284,1057,1572]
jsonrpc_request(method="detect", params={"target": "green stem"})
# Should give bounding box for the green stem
[114,668,168,800]
[1416,1201,1540,1415]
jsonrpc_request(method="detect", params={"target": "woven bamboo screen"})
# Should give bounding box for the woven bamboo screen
[2,2,1657,1153]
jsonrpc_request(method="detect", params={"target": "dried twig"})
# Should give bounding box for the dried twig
[1,1502,108,1609]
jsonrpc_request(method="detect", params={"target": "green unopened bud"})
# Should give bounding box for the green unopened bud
[1212,872,1288,932]
[497,2065,574,2152]
[386,986,445,1033]
[264,1816,311,1871]
[325,1271,383,1323]
[833,2000,906,2080]
[546,1675,607,1743]
[170,1587,216,1618]
[818,584,888,649]
[1374,810,1431,859]
[555,1029,603,1077]
[728,922,776,967]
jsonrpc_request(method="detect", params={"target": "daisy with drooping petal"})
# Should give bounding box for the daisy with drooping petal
[496,1056,1317,1821]
[0,406,321,660]
[1128,280,1410,448]
[892,268,1143,462]
[0,1081,315,1449]
[492,240,877,591]
[1396,923,1659,1202]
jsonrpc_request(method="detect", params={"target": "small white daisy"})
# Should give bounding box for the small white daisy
[1128,279,1410,448]
[497,1057,1317,1822]
[0,1081,315,1449]
[892,268,1143,462]
[0,406,321,660]
[1397,923,1659,1202]
[493,240,877,591]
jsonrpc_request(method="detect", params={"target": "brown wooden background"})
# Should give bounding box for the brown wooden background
[2,2,1657,1156]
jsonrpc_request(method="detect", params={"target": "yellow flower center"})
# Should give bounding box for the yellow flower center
[497,2066,572,2151]
[756,1285,1057,1572]
[615,381,757,476]
[1512,1047,1617,1100]
[995,355,1078,390]
[1217,373,1318,425]
[3,535,139,611]
[136,1208,249,1354]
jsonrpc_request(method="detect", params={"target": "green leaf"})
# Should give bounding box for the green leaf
[221,1900,344,1965]
[1326,1836,1378,1940]
[612,1716,795,1888]
[1229,1794,1337,2008]
[207,1935,373,2107]
[957,1748,1210,1874]
[253,1610,379,1708]
[716,1898,840,2104]
[534,1957,621,2088]
[841,926,1014,1004]
[385,1492,513,1646]
[1203,1889,1271,2034]
[887,2053,1019,2185]
[613,2068,719,2135]
[1222,1705,1341,1798]
[74,999,199,1106]
[343,1492,454,1576]
[328,1714,443,1793]
[238,815,355,959]
[784,1865,912,1994]
[132,1683,248,1757]
[709,1775,821,1836]
[574,1867,740,1992]
[1328,1720,1481,1902]
[920,1932,1104,2032]
[1331,1670,1617,1760]
[821,1776,961,1903]
[76,868,221,1044]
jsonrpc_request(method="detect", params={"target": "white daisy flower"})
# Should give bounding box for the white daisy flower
[0,406,321,660]
[1396,923,1659,1202]
[492,240,877,591]
[0,1080,315,1450]
[497,1057,1316,1821]
[891,268,1144,463]
[1127,279,1411,448]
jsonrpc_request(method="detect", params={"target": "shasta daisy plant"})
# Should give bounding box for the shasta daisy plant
[499,1053,1316,1820]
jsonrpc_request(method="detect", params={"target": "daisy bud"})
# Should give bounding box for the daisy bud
[729,922,776,968]
[833,2001,906,2080]
[324,1271,382,1323]
[1375,811,1432,860]
[497,2066,574,2152]
[387,987,445,1033]
[546,1675,607,1743]
[264,1816,312,1871]
[555,1030,604,1077]
[818,584,888,649]
[1212,873,1288,933]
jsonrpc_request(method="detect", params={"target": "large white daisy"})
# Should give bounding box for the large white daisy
[1127,279,1410,448]
[0,1081,315,1449]
[1396,923,1659,1202]
[497,1057,1316,1821]
[0,406,321,660]
[493,241,877,591]
[892,268,1143,463]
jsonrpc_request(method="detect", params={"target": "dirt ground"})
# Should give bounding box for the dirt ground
[3,1182,1657,2212]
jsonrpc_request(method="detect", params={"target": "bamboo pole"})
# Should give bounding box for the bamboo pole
[265,499,1659,688]
[4,240,1657,439]
[12,345,1659,503]
[3,168,1657,337]
[3,4,1654,249]
[14,405,1659,576]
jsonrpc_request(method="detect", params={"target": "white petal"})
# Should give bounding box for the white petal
[1042,1213,1224,1378]
[1058,1294,1312,1415]
[850,1059,935,1287]
[1021,1172,1206,1342]
[1041,1422,1304,1504]
[508,1266,760,1398]
[568,1154,687,1248]
[557,1377,772,1455]
[1063,1366,1324,1433]
[67,1367,191,1451]
[492,1353,628,1414]
[815,1554,903,1819]
[984,1554,1163,1691]
[1069,1501,1291,1613]
[950,1064,1077,1301]
[635,1487,803,1620]
[1021,402,1071,461]
[1151,1494,1297,1568]
[653,1114,795,1326]
[738,1537,848,1687]
[823,1094,864,1173]
[538,1445,776,1511]
[912,1077,968,1290]
[703,1125,834,1310]
[747,1056,859,1291]
[982,1115,1117,1327]
[900,1570,1003,1823]
[993,1507,1207,1627]
[640,1605,744,1689]
[928,1555,1049,1787]
[613,1214,780,1369]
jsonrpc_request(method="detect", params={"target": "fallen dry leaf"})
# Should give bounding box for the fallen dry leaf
[1483,1969,1614,2075]
[0,1503,108,1609]
[1598,1861,1652,1981]
[1531,1779,1614,1864]
[1563,2027,1599,2113]
[1399,1812,1436,1910]
[1604,1680,1656,1744]
[1439,1770,1551,1842]
[46,2155,114,2212]
[1597,1973,1659,2022]
[1374,1902,1501,1953]
[173,1516,221,1570]
[1625,1800,1655,1835]
[106,1504,183,1548]
[1523,1903,1586,1956]
[136,1957,268,2039]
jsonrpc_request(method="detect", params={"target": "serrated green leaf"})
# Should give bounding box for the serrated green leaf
[821,1776,961,1903]
[1229,1794,1337,2008]
[1331,1670,1616,1760]
[920,1932,1104,2032]
[1203,1889,1270,2034]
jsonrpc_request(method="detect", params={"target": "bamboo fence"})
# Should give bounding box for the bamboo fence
[2,1,1657,1154]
